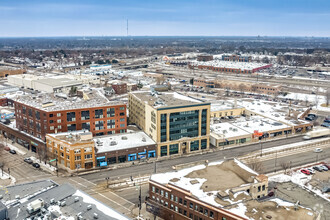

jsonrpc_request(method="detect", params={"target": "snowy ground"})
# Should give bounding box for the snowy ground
[0,171,16,185]
[269,171,330,202]
[29,156,57,172]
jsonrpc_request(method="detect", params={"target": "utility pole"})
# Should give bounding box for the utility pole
[274,151,278,173]
[138,185,142,218]
[105,177,109,189]
[259,139,263,157]
[56,158,58,177]
[154,161,157,174]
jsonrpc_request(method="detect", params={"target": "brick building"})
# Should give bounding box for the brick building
[197,55,214,62]
[13,91,127,141]
[110,82,127,94]
[222,54,251,62]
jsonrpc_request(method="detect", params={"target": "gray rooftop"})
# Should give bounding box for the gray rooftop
[13,90,124,111]
[131,91,208,109]
[34,78,83,88]
[1,180,130,220]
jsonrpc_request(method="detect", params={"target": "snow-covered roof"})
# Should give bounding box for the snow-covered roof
[211,101,243,112]
[191,60,269,71]
[211,122,251,139]
[95,131,156,153]
[130,91,206,109]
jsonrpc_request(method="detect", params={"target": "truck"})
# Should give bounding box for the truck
[27,198,44,214]
[303,127,330,140]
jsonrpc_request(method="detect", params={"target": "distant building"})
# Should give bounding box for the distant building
[8,74,83,93]
[193,78,215,88]
[222,54,251,62]
[197,55,214,62]
[190,60,271,74]
[0,68,26,78]
[129,91,210,157]
[110,81,127,94]
[46,131,96,170]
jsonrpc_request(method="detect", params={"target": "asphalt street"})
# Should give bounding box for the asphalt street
[81,135,305,184]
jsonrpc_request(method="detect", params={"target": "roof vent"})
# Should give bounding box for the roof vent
[121,136,128,140]
[142,137,146,142]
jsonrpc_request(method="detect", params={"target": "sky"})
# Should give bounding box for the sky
[0,0,329,37]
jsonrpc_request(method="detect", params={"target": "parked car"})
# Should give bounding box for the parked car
[9,149,16,154]
[300,169,311,175]
[24,158,33,164]
[314,148,323,153]
[319,165,328,171]
[313,166,323,172]
[306,168,315,174]
[32,163,40,168]
[324,164,330,169]
[4,146,10,151]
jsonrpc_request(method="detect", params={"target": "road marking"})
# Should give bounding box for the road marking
[69,177,134,211]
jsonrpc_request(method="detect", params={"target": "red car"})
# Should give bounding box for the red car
[301,169,311,175]
[324,164,330,169]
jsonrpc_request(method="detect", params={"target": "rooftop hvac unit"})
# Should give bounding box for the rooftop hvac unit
[121,136,128,140]
[110,141,117,146]
[50,198,55,204]
[142,137,146,142]
[74,197,79,203]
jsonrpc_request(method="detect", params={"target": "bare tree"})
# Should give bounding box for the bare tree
[280,161,290,174]
[0,142,5,176]
[238,84,246,95]
[37,147,48,164]
[326,88,330,107]
[246,156,264,173]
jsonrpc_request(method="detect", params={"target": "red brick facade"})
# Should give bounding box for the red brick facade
[14,101,127,141]
[147,180,247,220]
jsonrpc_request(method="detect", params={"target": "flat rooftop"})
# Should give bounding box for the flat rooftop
[211,122,251,139]
[1,180,130,220]
[47,130,93,144]
[34,77,82,88]
[12,89,124,111]
[236,99,310,126]
[95,131,156,153]
[151,159,258,208]
[232,115,291,133]
[211,101,243,112]
[131,91,208,109]
[191,60,269,71]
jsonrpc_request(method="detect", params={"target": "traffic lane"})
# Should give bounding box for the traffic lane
[81,136,305,183]
[114,184,149,205]
[262,147,330,173]
[1,150,52,183]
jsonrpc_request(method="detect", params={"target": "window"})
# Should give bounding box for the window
[184,200,187,206]
[50,126,54,130]
[58,125,62,129]
[120,118,125,122]
[120,112,125,116]
[50,120,54,123]
[258,186,261,192]
[204,209,208,216]
[95,109,104,119]
[49,113,53,117]
[85,154,92,159]
[81,110,90,120]
[165,192,168,198]
[165,202,168,207]
[160,190,164,196]
[179,208,182,214]
[120,107,125,110]
[57,113,61,117]
[184,210,187,216]
[189,213,193,219]
[74,149,81,154]
[175,196,178,202]
[67,112,76,122]
[120,124,125,127]
[195,205,198,211]
[107,108,115,117]
[155,188,159,194]
[171,194,174,201]
[179,198,182,204]
[170,204,174,210]
[57,119,61,123]
[75,156,81,161]
[262,185,265,191]
[189,202,193,209]
[175,206,178,212]
[152,186,155,193]
[199,206,203,213]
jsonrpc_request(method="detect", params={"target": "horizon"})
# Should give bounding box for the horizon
[1,0,330,37]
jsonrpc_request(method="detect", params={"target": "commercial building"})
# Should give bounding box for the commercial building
[190,60,271,74]
[197,55,214,62]
[193,78,215,88]
[129,91,210,157]
[0,180,130,220]
[109,81,127,94]
[222,54,251,62]
[211,101,245,119]
[7,74,83,93]
[13,91,127,142]
[210,122,252,148]
[146,159,268,220]
[46,131,96,170]
[0,68,26,78]
[94,131,156,166]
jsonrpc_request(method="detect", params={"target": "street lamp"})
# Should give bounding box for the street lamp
[259,139,263,157]
[105,177,109,189]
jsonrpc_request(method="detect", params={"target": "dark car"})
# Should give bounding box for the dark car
[24,158,33,164]
[9,149,16,154]
[313,166,323,172]
[32,163,40,168]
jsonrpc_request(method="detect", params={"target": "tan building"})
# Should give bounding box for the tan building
[46,131,96,170]
[129,91,210,157]
[211,101,245,119]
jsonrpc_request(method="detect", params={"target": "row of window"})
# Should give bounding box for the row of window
[151,186,215,219]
